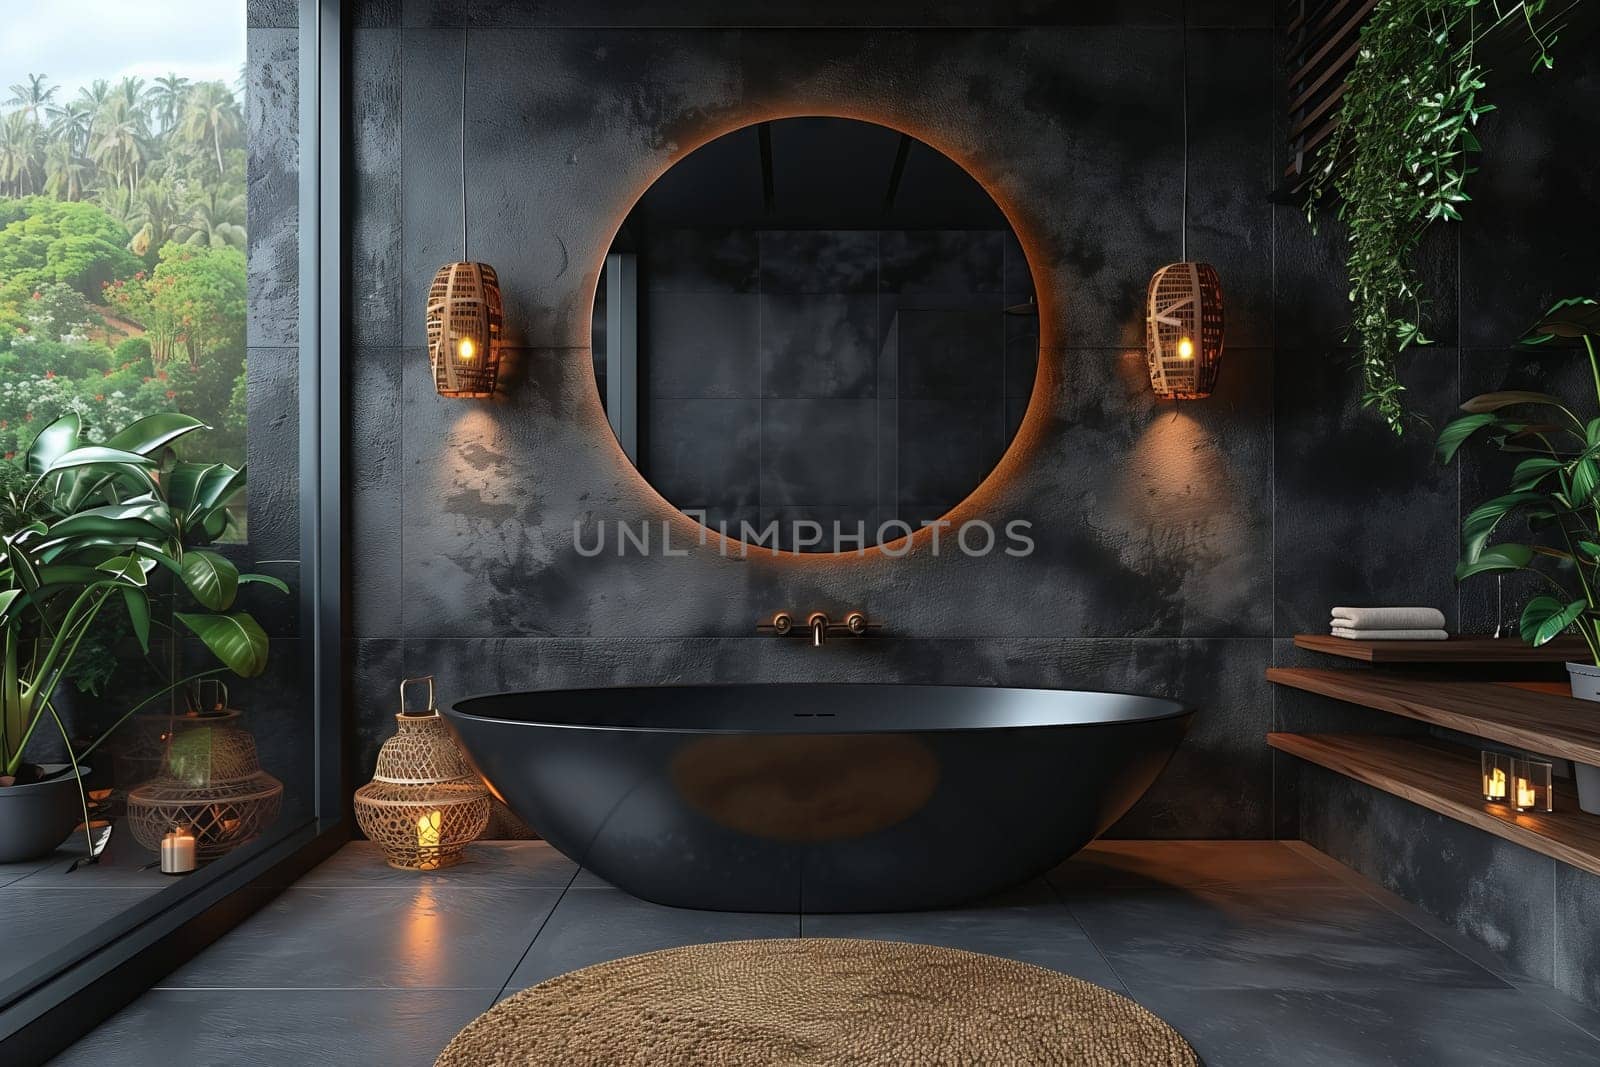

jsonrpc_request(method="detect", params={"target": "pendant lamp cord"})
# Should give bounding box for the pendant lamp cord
[1180,1,1188,263]
[460,33,468,257]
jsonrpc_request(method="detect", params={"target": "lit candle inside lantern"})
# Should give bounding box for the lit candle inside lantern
[417,810,443,871]
[1486,765,1507,800]
[160,827,197,875]
[1515,778,1538,811]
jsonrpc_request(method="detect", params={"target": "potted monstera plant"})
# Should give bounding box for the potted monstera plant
[1438,297,1600,813]
[0,412,285,862]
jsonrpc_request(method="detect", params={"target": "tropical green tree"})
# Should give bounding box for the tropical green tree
[179,82,241,179]
[180,188,245,250]
[129,180,181,257]
[149,74,191,136]
[92,96,148,195]
[5,74,57,121]
[0,112,40,197]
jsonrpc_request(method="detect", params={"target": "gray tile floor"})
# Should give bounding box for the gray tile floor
[1,828,170,996]
[51,840,1600,1066]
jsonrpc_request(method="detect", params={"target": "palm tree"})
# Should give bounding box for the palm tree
[149,74,191,135]
[0,111,41,196]
[97,184,134,227]
[180,188,246,249]
[5,74,57,121]
[42,138,87,201]
[74,79,111,158]
[114,76,147,116]
[179,82,241,178]
[93,96,149,195]
[130,180,181,255]
[45,100,92,158]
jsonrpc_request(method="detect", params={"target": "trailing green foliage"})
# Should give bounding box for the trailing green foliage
[1305,0,1563,434]
[1438,297,1600,663]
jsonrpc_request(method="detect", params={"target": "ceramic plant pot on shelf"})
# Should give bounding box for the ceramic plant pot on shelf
[1565,662,1600,815]
[0,764,86,863]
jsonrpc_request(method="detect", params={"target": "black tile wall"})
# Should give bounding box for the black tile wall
[246,0,1600,1010]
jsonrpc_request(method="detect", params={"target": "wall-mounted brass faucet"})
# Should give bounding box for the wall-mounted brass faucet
[758,611,880,647]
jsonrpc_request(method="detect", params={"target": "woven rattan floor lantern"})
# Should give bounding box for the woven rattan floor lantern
[126,708,283,860]
[1146,262,1224,399]
[355,676,491,871]
[427,261,503,397]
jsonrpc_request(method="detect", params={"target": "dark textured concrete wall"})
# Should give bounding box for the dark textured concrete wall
[313,0,1600,1001]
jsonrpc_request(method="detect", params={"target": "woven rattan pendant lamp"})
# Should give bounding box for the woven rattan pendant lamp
[426,74,503,399]
[427,261,503,397]
[1145,261,1224,398]
[354,676,491,871]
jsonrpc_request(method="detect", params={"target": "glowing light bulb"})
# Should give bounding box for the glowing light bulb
[457,337,476,362]
[1176,337,1195,360]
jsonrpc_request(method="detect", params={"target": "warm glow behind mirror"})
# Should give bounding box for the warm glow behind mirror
[590,116,1038,553]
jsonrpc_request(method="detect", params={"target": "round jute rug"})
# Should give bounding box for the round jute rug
[435,937,1198,1066]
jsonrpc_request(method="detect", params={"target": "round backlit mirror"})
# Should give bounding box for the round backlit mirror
[592,116,1037,553]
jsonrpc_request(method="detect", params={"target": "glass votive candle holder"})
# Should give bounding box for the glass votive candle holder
[1481,751,1512,803]
[1511,757,1553,813]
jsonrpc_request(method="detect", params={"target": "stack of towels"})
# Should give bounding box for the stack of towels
[1330,606,1448,641]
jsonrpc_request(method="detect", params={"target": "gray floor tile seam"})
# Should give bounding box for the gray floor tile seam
[492,862,582,1002]
[1039,876,1137,995]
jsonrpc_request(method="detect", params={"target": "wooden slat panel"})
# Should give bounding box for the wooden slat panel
[1268,732,1600,878]
[1292,633,1587,664]
[1266,667,1600,766]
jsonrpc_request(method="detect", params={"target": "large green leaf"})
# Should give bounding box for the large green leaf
[0,589,19,626]
[1573,457,1600,507]
[43,446,157,474]
[1461,491,1550,561]
[1519,596,1588,647]
[1455,543,1534,581]
[181,550,239,610]
[177,612,269,678]
[121,588,150,652]
[1510,456,1565,490]
[95,555,154,587]
[104,413,209,457]
[24,413,80,475]
[238,573,291,596]
[1436,413,1498,464]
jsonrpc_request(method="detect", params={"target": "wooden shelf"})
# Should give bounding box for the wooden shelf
[1268,732,1600,879]
[1293,633,1587,664]
[1267,667,1600,766]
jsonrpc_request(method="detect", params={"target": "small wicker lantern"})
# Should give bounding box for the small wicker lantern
[127,715,283,860]
[354,676,491,871]
[426,261,503,397]
[1146,262,1224,399]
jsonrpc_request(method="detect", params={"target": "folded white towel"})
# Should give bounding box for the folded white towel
[1330,606,1447,630]
[1330,627,1449,641]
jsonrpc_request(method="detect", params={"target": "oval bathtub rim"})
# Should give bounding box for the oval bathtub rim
[444,682,1194,736]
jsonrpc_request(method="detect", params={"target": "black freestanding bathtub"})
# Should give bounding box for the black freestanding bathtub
[444,684,1191,913]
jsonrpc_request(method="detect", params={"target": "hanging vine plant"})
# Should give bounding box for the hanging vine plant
[1304,0,1565,434]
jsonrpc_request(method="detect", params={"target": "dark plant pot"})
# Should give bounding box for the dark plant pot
[0,764,86,863]
[1565,663,1600,816]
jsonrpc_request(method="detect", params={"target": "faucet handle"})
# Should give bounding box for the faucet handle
[844,611,868,635]
[758,612,794,636]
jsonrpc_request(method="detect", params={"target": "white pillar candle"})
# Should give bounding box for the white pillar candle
[161,828,197,874]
